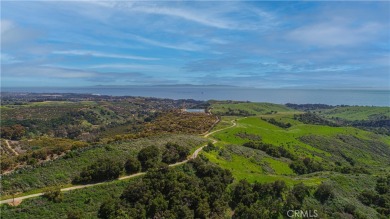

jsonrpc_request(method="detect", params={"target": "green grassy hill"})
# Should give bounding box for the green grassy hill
[199,102,390,218]
[314,106,390,121]
[210,101,297,116]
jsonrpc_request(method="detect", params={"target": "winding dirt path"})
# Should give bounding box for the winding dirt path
[4,140,19,156]
[0,119,238,205]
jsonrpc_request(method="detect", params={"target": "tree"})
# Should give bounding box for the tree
[118,157,233,219]
[291,182,310,203]
[231,180,253,207]
[98,199,127,219]
[315,183,333,203]
[376,175,390,195]
[195,201,210,219]
[125,156,141,174]
[138,145,161,170]
[74,158,122,183]
[147,193,169,218]
[121,180,149,203]
[290,160,307,174]
[272,180,287,198]
[162,142,189,164]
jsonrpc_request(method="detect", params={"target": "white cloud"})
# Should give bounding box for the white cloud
[2,65,96,78]
[1,20,14,35]
[128,34,204,51]
[83,1,269,31]
[52,50,159,61]
[0,53,20,64]
[288,22,383,47]
[87,63,179,73]
[1,19,41,49]
[130,6,234,30]
[1,64,160,84]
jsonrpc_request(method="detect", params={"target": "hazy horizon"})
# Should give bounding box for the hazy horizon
[2,84,390,91]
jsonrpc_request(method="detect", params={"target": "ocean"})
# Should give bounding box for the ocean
[1,86,389,106]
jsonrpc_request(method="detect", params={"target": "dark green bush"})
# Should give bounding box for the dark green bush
[290,157,324,175]
[43,187,63,203]
[203,142,218,152]
[73,158,122,183]
[100,158,233,219]
[162,142,189,164]
[138,145,161,170]
[67,210,82,219]
[315,183,333,203]
[125,156,141,174]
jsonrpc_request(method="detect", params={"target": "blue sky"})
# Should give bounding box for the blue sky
[1,1,389,89]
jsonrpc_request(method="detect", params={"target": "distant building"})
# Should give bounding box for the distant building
[184,109,206,113]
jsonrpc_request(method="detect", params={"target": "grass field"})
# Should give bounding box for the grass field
[314,106,390,121]
[210,101,297,116]
[212,116,389,156]
[203,150,320,186]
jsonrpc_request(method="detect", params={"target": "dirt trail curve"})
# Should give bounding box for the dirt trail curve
[0,119,238,205]
[3,140,19,156]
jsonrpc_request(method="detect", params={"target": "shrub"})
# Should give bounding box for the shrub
[376,175,390,195]
[67,210,82,219]
[74,158,122,183]
[358,190,377,205]
[272,180,287,198]
[242,141,295,160]
[125,157,141,174]
[203,142,218,152]
[290,157,324,175]
[315,183,333,203]
[359,177,390,217]
[138,145,161,170]
[27,157,38,166]
[289,160,307,175]
[0,158,15,172]
[344,203,356,215]
[263,118,292,128]
[43,187,63,203]
[162,142,189,164]
[291,182,310,203]
[98,199,124,219]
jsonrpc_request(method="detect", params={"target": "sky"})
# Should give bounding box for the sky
[1,1,389,89]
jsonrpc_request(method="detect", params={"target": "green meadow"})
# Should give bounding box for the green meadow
[203,102,390,188]
[315,106,390,121]
[210,101,297,116]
